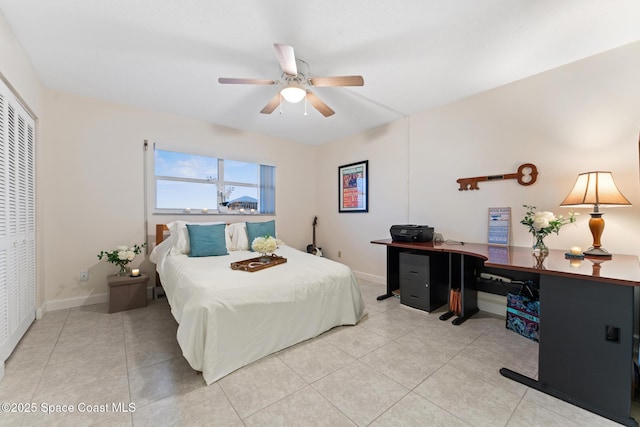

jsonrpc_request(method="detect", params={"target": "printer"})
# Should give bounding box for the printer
[390,225,434,242]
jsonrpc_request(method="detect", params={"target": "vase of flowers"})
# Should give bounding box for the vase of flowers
[98,243,146,276]
[251,235,278,263]
[521,205,577,254]
[532,232,548,254]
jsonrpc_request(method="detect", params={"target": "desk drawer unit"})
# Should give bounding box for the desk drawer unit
[400,252,429,282]
[399,252,445,312]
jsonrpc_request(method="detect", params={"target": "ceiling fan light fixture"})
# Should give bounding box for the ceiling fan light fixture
[220,43,362,117]
[280,84,306,103]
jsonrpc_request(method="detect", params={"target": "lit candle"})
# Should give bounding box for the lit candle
[202,208,209,213]
[239,208,245,214]
[251,209,255,214]
[184,208,191,213]
[131,268,140,277]
[570,246,582,255]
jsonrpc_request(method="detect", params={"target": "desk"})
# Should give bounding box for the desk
[371,239,640,427]
[372,239,482,324]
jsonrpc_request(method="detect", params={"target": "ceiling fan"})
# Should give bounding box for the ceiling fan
[218,43,364,117]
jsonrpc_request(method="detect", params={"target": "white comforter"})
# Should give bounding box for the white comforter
[152,243,365,384]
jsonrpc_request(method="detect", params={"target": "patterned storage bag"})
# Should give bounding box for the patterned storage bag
[506,281,539,342]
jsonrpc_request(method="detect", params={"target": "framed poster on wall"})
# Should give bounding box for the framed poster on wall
[488,207,511,245]
[339,160,368,213]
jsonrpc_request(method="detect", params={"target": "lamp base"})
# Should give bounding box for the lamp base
[583,247,612,259]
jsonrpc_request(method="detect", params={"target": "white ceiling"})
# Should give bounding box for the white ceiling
[1,0,640,145]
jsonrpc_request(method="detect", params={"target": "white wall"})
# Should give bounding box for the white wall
[316,119,410,283]
[0,12,46,312]
[40,90,318,309]
[0,13,44,116]
[318,41,640,282]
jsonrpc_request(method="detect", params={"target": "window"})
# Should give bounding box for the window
[154,149,275,214]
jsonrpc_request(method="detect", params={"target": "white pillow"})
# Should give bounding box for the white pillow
[227,222,249,251]
[166,221,227,254]
[149,233,176,272]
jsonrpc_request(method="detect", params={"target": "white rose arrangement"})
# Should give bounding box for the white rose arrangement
[521,205,577,237]
[98,243,146,275]
[251,235,278,256]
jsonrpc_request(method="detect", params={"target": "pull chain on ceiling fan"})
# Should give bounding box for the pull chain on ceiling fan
[218,43,364,117]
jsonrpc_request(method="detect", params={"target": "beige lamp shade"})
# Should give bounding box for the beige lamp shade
[560,171,631,208]
[560,171,630,258]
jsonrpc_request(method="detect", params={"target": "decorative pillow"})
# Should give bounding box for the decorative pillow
[186,224,229,257]
[227,222,249,251]
[246,220,276,251]
[167,221,227,254]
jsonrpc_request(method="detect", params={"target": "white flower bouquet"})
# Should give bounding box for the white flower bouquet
[251,235,278,256]
[521,205,577,237]
[98,243,146,275]
[521,205,577,253]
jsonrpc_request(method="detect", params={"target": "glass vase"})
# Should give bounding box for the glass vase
[117,264,128,276]
[258,253,271,263]
[532,233,549,255]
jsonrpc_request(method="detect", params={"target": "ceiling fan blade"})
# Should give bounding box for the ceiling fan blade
[273,43,298,76]
[218,77,276,85]
[310,76,364,87]
[306,92,335,117]
[260,93,281,114]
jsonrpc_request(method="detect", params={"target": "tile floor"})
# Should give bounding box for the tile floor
[0,280,629,426]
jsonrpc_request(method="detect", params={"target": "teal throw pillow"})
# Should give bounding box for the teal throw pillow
[246,220,276,251]
[186,223,229,257]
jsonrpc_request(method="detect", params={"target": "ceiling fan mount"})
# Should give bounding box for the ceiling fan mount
[218,43,364,117]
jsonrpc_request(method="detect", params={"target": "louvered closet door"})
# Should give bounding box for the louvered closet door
[0,80,36,363]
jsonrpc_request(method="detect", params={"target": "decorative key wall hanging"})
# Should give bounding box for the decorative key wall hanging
[456,163,538,191]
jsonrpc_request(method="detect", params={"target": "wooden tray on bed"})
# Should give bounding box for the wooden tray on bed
[230,254,287,272]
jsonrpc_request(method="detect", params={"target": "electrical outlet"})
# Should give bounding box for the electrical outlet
[79,270,89,281]
[338,251,342,258]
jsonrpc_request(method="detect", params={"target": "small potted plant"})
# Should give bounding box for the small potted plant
[218,186,234,213]
[98,243,146,276]
[521,205,577,254]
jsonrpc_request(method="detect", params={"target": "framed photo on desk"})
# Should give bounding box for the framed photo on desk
[488,207,510,245]
[339,160,368,213]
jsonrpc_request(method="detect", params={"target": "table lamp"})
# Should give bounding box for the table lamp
[560,171,631,258]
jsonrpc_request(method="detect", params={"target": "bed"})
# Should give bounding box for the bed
[150,220,366,385]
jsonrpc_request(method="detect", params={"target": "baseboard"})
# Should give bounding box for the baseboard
[35,302,46,320]
[477,291,506,317]
[353,272,507,317]
[44,293,109,312]
[352,270,385,285]
[42,287,157,314]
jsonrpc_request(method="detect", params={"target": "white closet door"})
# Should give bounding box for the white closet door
[0,80,36,362]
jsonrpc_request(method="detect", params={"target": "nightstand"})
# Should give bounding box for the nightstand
[107,273,149,313]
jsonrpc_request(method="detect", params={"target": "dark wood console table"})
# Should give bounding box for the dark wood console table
[371,239,640,427]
